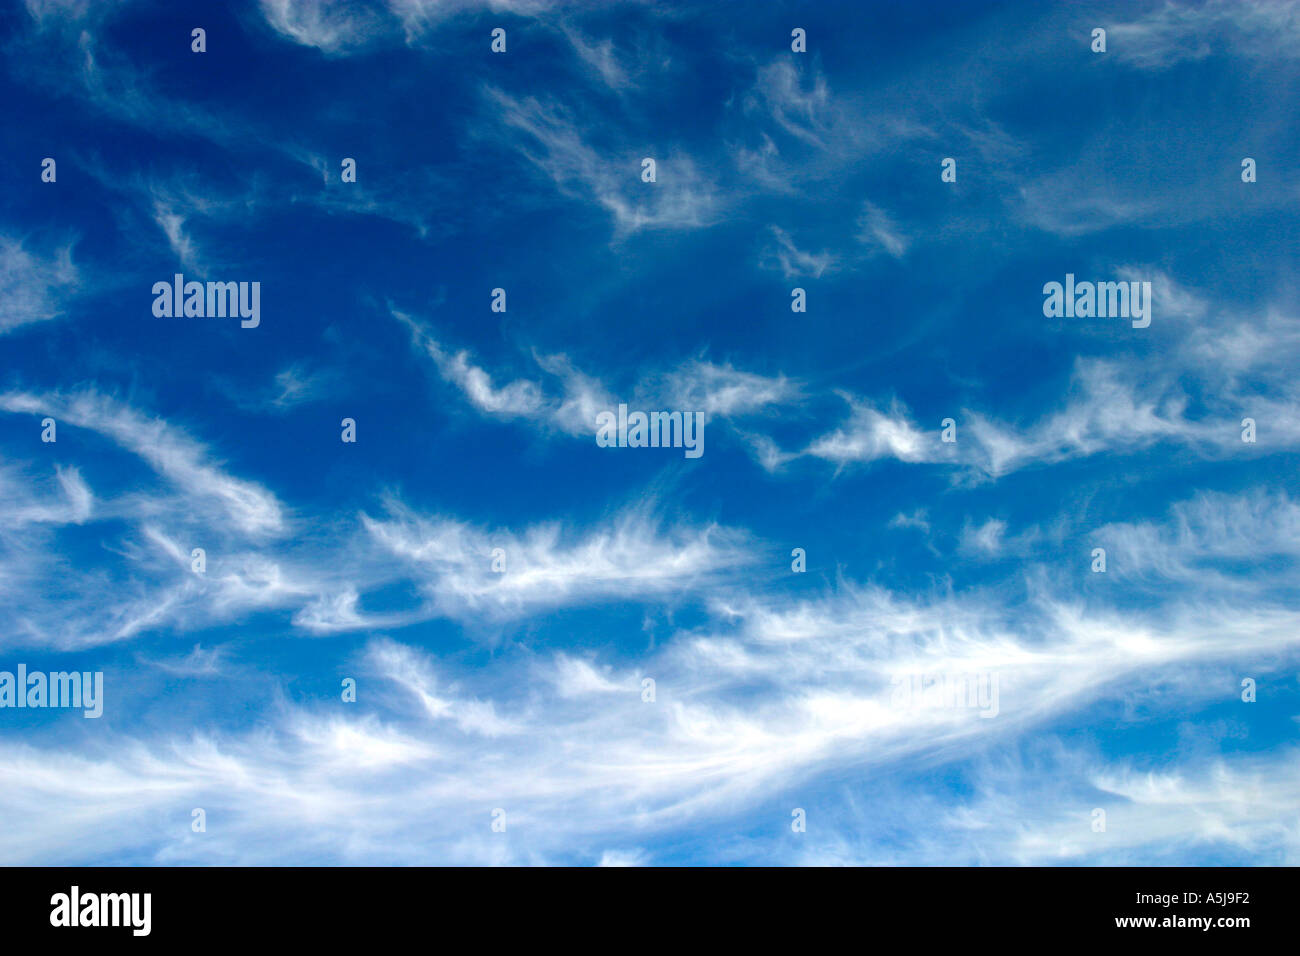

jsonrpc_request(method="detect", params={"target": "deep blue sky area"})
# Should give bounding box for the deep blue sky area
[0,0,1298,866]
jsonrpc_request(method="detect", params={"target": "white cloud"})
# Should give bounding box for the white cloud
[1107,0,1300,70]
[484,86,719,234]
[745,60,834,149]
[960,518,1007,556]
[802,393,939,467]
[888,509,931,535]
[138,644,226,677]
[0,235,79,334]
[562,26,633,90]
[394,309,595,434]
[0,390,285,537]
[857,202,909,259]
[4,549,1297,863]
[396,310,798,438]
[363,497,756,621]
[549,654,632,697]
[658,359,800,420]
[796,745,1300,865]
[761,225,836,279]
[258,0,393,55]
[0,464,92,528]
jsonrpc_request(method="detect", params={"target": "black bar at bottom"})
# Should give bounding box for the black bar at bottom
[0,866,1279,943]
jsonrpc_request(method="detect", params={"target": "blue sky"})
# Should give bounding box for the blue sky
[1,0,1299,866]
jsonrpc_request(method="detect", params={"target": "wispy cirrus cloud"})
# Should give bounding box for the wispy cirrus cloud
[0,235,79,335]
[1104,0,1300,70]
[760,225,837,279]
[483,86,720,235]
[0,390,285,536]
[5,482,1299,864]
[395,308,799,437]
[362,496,756,623]
[257,0,395,56]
